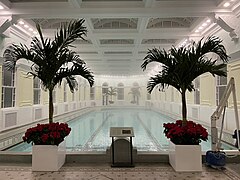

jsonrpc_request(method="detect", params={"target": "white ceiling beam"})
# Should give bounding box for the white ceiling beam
[0,0,11,9]
[4,6,232,19]
[42,29,190,40]
[0,15,19,34]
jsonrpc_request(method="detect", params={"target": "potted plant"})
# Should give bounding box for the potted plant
[23,123,71,171]
[163,120,208,171]
[128,87,141,105]
[107,87,117,104]
[3,18,94,171]
[141,36,229,171]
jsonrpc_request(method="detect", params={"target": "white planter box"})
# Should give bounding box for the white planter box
[32,140,66,171]
[169,141,202,172]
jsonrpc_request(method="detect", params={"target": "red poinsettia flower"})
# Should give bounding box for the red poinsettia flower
[22,122,71,146]
[163,120,208,145]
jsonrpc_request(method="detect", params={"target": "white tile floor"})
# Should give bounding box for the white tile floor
[0,163,239,180]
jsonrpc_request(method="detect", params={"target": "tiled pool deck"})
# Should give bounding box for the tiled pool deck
[0,163,240,180]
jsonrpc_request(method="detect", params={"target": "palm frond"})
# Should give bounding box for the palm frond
[3,44,34,70]
[193,36,229,63]
[53,60,94,89]
[65,76,78,93]
[143,36,229,93]
[54,19,87,55]
[147,74,181,93]
[141,48,170,71]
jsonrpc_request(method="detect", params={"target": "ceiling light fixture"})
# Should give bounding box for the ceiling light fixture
[223,2,230,7]
[195,30,199,33]
[33,31,37,34]
[206,19,211,23]
[19,21,24,25]
[0,5,4,9]
[198,26,203,30]
[24,24,29,28]
[202,23,207,26]
[29,28,33,31]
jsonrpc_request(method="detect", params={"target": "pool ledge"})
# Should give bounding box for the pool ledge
[1,150,240,164]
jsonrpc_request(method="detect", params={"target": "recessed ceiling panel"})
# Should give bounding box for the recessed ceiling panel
[147,17,198,29]
[138,51,148,54]
[73,39,92,45]
[77,51,98,54]
[104,51,132,55]
[32,19,73,29]
[92,18,138,29]
[100,39,134,45]
[6,0,233,76]
[107,59,131,62]
[142,39,177,44]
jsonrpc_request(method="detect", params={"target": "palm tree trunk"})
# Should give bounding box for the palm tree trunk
[181,91,187,126]
[49,89,54,123]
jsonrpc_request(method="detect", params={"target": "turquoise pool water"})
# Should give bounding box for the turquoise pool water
[8,108,235,152]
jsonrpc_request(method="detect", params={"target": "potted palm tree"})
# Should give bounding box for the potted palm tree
[3,19,94,171]
[128,87,141,105]
[141,36,229,171]
[107,87,117,104]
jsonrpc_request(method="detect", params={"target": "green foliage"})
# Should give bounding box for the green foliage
[141,36,229,121]
[3,19,94,123]
[107,87,117,102]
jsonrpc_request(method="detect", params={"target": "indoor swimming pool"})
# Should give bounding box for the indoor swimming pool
[8,108,235,152]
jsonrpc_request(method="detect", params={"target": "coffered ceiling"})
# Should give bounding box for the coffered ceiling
[0,0,239,76]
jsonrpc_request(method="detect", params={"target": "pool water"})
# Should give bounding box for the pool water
[8,108,235,152]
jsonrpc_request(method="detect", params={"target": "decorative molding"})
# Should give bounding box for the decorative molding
[201,100,211,106]
[230,63,240,71]
[229,50,240,63]
[16,62,32,73]
[19,101,32,107]
[211,14,238,41]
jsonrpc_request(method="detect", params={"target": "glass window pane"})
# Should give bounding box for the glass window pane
[219,76,227,85]
[147,93,151,100]
[219,86,226,101]
[117,88,124,100]
[53,90,56,103]
[33,78,40,88]
[34,90,39,104]
[90,87,95,100]
[4,87,13,108]
[102,88,108,94]
[3,70,13,86]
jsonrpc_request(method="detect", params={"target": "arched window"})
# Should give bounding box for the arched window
[102,82,108,105]
[64,82,67,102]
[1,66,15,108]
[194,77,200,104]
[53,89,56,103]
[133,82,139,87]
[83,80,86,101]
[33,78,41,104]
[72,92,75,101]
[216,66,227,106]
[117,83,124,100]
[171,87,174,102]
[90,86,95,100]
[130,82,140,105]
[147,93,151,100]
[78,78,82,101]
[102,82,108,95]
